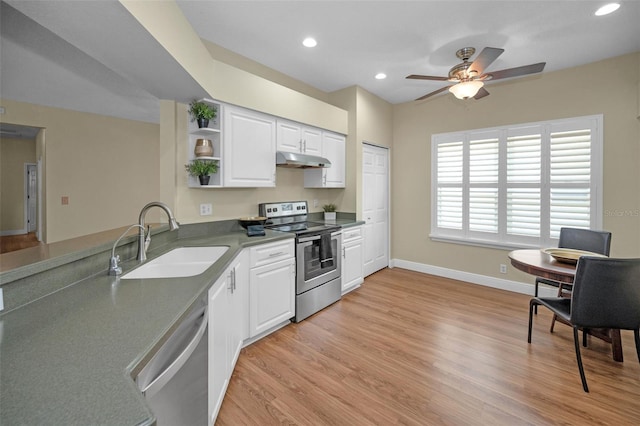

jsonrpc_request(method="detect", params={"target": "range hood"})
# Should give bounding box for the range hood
[276,151,331,168]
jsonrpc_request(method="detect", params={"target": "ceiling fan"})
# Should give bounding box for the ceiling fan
[407,47,546,101]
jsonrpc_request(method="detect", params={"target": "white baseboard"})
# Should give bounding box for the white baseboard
[390,258,558,297]
[0,229,27,237]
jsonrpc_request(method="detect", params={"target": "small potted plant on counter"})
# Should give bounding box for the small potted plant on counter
[185,159,219,185]
[189,100,217,128]
[323,203,337,222]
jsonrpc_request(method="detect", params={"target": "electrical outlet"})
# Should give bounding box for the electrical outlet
[199,203,212,216]
[0,287,4,311]
[500,264,507,274]
[313,199,318,208]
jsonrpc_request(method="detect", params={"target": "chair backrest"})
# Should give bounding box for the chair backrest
[570,257,640,330]
[558,227,611,256]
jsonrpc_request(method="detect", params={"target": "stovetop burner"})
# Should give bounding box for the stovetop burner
[269,221,340,235]
[258,201,341,237]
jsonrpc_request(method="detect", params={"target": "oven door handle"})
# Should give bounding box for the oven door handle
[297,231,342,243]
[298,235,321,243]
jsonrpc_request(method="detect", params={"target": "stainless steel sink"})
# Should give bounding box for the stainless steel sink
[121,246,229,279]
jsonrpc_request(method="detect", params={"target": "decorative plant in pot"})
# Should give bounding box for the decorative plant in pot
[185,159,219,185]
[188,100,217,128]
[323,203,337,222]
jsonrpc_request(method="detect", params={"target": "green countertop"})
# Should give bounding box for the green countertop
[0,229,292,425]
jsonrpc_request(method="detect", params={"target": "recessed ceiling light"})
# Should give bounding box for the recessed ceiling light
[302,37,317,48]
[375,73,387,80]
[595,3,620,16]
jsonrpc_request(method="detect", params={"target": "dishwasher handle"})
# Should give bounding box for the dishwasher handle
[137,304,208,398]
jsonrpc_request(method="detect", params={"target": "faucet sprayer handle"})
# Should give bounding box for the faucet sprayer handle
[108,254,122,276]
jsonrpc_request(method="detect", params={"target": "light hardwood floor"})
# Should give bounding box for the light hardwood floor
[217,267,640,425]
[0,232,41,254]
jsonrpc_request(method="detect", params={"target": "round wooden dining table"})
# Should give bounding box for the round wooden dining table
[508,249,576,284]
[508,249,624,362]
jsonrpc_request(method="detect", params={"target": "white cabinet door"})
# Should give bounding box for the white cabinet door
[301,126,322,156]
[208,254,247,424]
[208,273,229,423]
[228,252,247,367]
[223,105,276,187]
[323,132,345,187]
[276,120,303,153]
[342,227,364,294]
[277,120,323,156]
[249,257,296,337]
[304,131,346,188]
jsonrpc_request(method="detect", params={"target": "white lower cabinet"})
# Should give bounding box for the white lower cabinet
[208,251,246,423]
[342,226,364,294]
[249,240,296,338]
[208,241,295,423]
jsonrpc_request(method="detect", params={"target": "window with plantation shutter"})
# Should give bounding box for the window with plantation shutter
[431,115,602,249]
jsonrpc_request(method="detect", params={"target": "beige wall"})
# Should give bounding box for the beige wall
[1,136,36,231]
[0,99,160,243]
[392,52,640,283]
[122,0,347,134]
[328,86,393,217]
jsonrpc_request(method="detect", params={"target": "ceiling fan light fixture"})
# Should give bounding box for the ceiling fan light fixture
[449,80,484,100]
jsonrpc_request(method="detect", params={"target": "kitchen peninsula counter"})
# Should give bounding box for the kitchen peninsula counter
[0,224,293,426]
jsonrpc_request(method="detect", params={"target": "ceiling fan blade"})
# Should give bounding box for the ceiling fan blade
[483,62,546,81]
[468,47,504,76]
[406,74,449,81]
[473,87,490,100]
[415,85,450,101]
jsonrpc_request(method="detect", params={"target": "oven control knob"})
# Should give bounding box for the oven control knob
[273,208,278,212]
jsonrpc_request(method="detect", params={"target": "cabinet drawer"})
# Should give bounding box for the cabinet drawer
[342,226,362,242]
[249,240,294,268]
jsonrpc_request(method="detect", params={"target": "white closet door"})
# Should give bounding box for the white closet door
[362,143,389,277]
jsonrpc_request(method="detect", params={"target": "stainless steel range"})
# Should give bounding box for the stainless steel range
[259,201,342,322]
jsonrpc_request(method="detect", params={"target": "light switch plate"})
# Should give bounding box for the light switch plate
[0,287,4,311]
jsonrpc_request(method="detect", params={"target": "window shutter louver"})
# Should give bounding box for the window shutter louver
[432,116,600,248]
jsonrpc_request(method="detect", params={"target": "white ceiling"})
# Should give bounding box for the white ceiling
[2,1,639,124]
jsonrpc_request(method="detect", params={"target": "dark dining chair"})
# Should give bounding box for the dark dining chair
[534,227,611,314]
[528,256,640,392]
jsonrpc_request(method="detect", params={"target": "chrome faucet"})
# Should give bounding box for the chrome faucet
[108,224,145,276]
[137,201,179,262]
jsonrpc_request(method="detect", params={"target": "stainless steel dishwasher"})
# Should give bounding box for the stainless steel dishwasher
[136,300,208,426]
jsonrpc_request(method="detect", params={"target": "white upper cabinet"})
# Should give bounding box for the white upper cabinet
[304,131,346,188]
[300,126,322,156]
[223,105,276,187]
[276,119,322,156]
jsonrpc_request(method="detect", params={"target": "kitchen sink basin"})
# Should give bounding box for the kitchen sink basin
[121,246,229,279]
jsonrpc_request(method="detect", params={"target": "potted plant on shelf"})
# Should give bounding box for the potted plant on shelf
[185,159,219,185]
[323,203,337,222]
[189,100,217,128]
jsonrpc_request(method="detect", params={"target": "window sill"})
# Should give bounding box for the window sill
[429,234,544,251]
